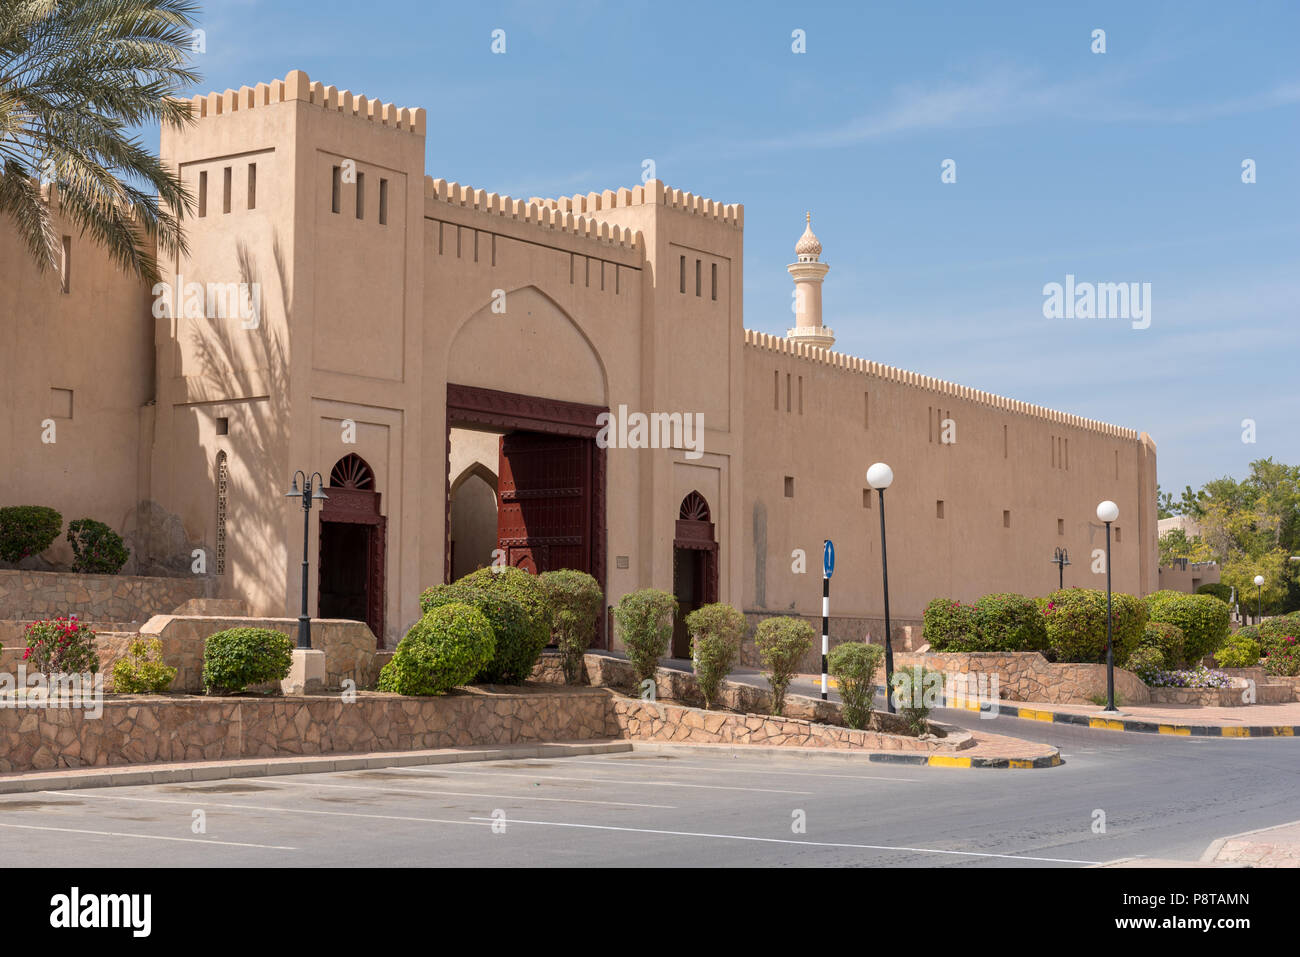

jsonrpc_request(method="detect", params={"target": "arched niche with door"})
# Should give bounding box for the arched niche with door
[317,453,386,646]
[672,491,719,658]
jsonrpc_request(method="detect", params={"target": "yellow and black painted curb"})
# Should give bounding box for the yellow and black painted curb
[990,703,1300,739]
[867,751,1064,770]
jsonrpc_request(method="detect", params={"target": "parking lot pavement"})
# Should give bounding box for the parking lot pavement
[7,743,1294,867]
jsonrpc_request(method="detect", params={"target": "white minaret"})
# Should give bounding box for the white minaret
[786,212,834,350]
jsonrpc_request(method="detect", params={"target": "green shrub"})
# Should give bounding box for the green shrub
[1144,590,1230,664]
[890,665,944,736]
[827,641,883,730]
[1133,621,1185,670]
[613,588,678,686]
[1196,582,1233,603]
[686,603,746,709]
[0,506,62,563]
[66,518,129,574]
[1258,618,1300,677]
[421,567,550,683]
[1234,624,1261,644]
[377,603,495,695]
[922,598,978,651]
[1215,633,1262,669]
[1258,616,1300,649]
[202,627,293,694]
[1041,588,1146,664]
[111,638,177,693]
[1125,645,1165,682]
[754,616,814,717]
[22,616,98,675]
[540,569,603,684]
[973,592,1048,652]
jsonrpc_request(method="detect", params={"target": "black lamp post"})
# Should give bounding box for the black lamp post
[1096,500,1119,713]
[867,462,895,713]
[285,470,327,650]
[1051,547,1071,590]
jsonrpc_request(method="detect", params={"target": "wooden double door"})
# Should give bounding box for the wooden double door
[495,431,593,576]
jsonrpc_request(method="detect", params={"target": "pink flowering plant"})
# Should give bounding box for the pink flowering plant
[1262,634,1300,677]
[22,616,99,675]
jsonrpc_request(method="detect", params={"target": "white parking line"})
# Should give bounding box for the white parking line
[44,790,496,829]
[393,766,813,795]
[468,815,1100,865]
[560,758,921,783]
[0,820,295,850]
[270,777,677,809]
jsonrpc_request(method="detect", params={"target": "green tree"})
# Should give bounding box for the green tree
[0,0,200,282]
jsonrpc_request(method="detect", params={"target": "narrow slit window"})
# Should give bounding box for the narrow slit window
[863,489,871,509]
[247,164,257,210]
[378,178,388,225]
[222,166,231,214]
[331,166,341,213]
[1003,510,1012,528]
[679,255,686,293]
[60,236,71,293]
[864,392,870,429]
[936,500,945,519]
[784,476,795,498]
[1057,518,1065,535]
[1115,527,1123,543]
[695,259,702,297]
[198,171,208,217]
[785,373,791,412]
[797,376,803,414]
[711,263,718,300]
[1003,423,1008,458]
[355,171,365,219]
[774,371,780,410]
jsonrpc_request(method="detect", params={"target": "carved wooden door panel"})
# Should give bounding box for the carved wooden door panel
[496,432,591,574]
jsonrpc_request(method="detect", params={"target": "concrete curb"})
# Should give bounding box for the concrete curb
[1199,817,1300,862]
[0,740,632,795]
[988,703,1300,738]
[629,741,1063,769]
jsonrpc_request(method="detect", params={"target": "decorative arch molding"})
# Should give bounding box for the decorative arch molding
[446,284,610,408]
[679,490,711,523]
[329,453,375,490]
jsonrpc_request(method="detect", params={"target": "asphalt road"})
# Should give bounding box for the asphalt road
[2,722,1297,867]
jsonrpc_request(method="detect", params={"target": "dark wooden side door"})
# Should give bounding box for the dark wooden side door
[496,432,592,574]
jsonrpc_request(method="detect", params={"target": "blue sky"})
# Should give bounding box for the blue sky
[182,0,1299,495]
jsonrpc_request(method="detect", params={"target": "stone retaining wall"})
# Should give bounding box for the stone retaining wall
[0,687,614,773]
[1147,680,1251,707]
[0,569,208,622]
[610,696,967,751]
[894,650,1151,705]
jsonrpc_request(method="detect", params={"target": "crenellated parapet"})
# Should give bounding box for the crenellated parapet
[425,176,645,255]
[744,329,1139,440]
[182,69,426,135]
[526,179,743,228]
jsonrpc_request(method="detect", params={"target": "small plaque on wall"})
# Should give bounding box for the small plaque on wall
[616,555,629,569]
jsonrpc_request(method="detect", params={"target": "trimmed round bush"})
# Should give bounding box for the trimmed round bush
[1144,590,1230,664]
[1196,582,1233,603]
[1133,621,1185,670]
[972,592,1048,652]
[1126,645,1165,681]
[614,588,678,686]
[827,641,883,730]
[421,567,551,684]
[686,602,746,709]
[1041,588,1146,664]
[202,627,293,695]
[377,603,495,696]
[539,569,604,684]
[1215,633,1262,669]
[922,598,978,651]
[754,616,815,716]
[0,506,62,563]
[66,518,129,574]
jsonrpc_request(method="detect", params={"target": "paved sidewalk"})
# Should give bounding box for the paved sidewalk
[988,699,1300,736]
[1202,820,1300,867]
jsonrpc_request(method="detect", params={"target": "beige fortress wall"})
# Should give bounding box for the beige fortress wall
[419,177,647,637]
[573,183,747,617]
[742,332,1158,623]
[153,72,428,641]
[0,198,154,570]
